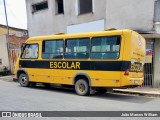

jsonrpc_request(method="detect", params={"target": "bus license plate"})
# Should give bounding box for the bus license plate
[134,80,138,84]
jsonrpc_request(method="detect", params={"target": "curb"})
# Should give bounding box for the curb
[113,89,160,97]
[0,75,14,82]
[1,76,160,97]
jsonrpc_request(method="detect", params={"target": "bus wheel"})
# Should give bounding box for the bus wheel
[75,79,90,96]
[18,73,30,87]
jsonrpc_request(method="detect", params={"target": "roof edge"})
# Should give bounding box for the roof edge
[0,24,27,31]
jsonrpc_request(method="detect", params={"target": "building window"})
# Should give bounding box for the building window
[21,44,38,59]
[55,0,64,14]
[42,40,64,59]
[91,36,121,59]
[65,38,90,59]
[79,0,93,15]
[32,1,48,13]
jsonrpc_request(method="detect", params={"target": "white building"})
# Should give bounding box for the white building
[26,0,160,88]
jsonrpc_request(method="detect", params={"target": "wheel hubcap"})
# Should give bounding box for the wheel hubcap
[21,76,27,84]
[79,83,85,92]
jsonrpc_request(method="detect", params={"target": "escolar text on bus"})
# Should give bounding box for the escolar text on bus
[50,62,80,69]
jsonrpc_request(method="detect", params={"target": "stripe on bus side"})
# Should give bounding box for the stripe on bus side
[19,60,131,71]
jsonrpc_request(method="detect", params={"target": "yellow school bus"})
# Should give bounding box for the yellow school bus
[14,29,146,96]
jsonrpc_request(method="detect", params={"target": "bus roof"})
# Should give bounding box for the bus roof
[26,29,133,42]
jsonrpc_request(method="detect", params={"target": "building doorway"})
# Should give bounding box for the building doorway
[143,39,154,87]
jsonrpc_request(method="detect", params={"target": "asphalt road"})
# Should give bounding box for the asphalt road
[0,79,160,120]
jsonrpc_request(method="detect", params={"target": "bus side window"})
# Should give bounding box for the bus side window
[21,44,38,59]
[65,38,90,59]
[103,53,118,59]
[42,40,64,59]
[91,36,121,59]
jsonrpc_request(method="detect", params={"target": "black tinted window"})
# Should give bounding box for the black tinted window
[42,40,64,59]
[91,36,121,59]
[32,1,48,13]
[79,0,92,14]
[65,38,90,59]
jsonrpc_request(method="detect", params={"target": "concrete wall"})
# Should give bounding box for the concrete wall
[26,0,158,36]
[105,0,156,31]
[153,39,160,88]
[26,0,106,37]
[26,0,55,37]
[0,35,9,70]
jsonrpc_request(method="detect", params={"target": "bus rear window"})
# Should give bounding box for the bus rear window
[91,36,121,59]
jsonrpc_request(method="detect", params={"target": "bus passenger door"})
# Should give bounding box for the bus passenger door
[20,43,43,82]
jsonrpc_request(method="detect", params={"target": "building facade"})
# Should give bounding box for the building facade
[0,25,28,74]
[0,24,28,35]
[26,0,160,88]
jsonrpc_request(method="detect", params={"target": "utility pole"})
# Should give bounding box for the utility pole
[3,0,11,73]
[3,0,9,37]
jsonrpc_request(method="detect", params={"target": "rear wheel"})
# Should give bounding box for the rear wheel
[18,73,30,87]
[75,79,90,96]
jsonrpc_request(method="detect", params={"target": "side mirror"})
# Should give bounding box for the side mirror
[21,43,26,52]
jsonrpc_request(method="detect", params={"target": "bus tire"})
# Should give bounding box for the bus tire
[75,79,90,96]
[18,73,30,87]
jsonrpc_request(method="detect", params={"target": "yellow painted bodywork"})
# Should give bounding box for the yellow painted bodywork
[14,29,146,88]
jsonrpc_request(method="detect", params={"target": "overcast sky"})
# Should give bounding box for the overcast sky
[0,0,27,29]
